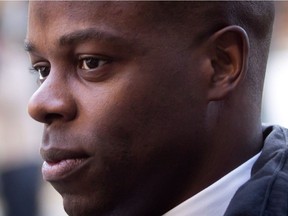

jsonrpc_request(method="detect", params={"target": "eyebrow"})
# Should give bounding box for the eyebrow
[59,28,129,47]
[24,28,134,53]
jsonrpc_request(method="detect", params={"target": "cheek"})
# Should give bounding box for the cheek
[76,61,206,145]
[82,82,202,156]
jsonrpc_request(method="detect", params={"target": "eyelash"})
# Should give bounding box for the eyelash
[78,56,109,70]
[30,56,110,83]
[29,66,50,84]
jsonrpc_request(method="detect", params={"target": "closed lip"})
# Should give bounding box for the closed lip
[40,148,90,181]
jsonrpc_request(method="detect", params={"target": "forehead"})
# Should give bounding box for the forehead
[26,2,205,56]
[27,2,174,50]
[26,2,146,56]
[30,1,143,19]
[28,2,168,34]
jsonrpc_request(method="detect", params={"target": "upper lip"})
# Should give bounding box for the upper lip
[40,147,90,163]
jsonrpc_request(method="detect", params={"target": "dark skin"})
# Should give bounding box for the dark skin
[26,2,272,216]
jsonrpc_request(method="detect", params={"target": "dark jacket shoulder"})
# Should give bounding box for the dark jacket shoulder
[224,125,288,216]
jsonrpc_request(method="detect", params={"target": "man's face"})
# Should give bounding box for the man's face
[27,2,209,215]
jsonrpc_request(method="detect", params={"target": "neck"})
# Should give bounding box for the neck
[172,100,263,211]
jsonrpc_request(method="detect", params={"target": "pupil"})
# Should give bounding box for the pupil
[86,58,99,68]
[39,67,49,77]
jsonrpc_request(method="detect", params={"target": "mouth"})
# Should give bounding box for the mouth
[41,148,90,181]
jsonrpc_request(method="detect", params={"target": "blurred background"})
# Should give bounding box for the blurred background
[0,2,287,216]
[262,2,288,127]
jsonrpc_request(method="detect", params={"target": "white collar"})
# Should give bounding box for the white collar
[163,152,261,216]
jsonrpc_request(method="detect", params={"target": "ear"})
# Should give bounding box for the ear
[206,25,249,101]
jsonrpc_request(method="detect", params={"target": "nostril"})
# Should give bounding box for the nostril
[45,113,64,124]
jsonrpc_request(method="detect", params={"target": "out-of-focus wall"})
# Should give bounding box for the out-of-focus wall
[0,1,40,169]
[262,2,288,127]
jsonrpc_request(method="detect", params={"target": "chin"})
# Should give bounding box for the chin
[62,193,109,216]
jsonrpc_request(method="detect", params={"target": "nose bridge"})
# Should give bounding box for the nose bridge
[28,73,77,124]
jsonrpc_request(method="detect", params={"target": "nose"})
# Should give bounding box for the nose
[28,77,77,124]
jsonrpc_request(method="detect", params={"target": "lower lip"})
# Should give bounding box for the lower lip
[42,158,87,181]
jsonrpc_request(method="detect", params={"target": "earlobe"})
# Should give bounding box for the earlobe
[207,25,249,101]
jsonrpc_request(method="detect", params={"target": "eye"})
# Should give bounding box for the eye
[79,56,108,70]
[32,64,50,82]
